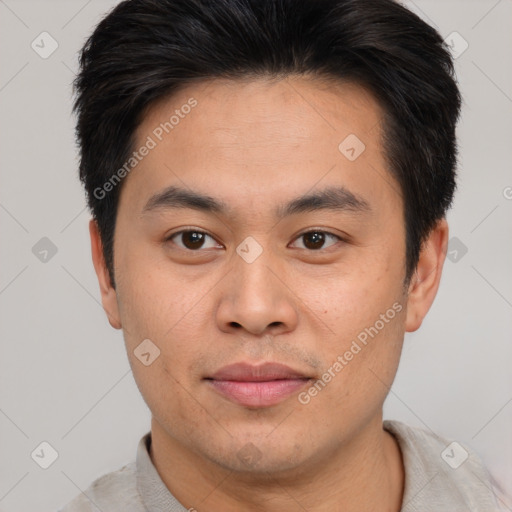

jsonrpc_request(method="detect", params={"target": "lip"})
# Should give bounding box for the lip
[205,362,312,408]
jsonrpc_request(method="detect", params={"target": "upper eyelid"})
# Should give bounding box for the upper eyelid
[168,228,221,246]
[167,227,212,239]
[290,230,342,249]
[294,229,341,239]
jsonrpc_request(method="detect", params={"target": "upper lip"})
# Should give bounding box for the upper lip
[208,362,311,382]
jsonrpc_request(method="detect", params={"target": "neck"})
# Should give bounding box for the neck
[149,413,404,512]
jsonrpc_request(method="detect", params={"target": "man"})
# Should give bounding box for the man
[59,0,504,510]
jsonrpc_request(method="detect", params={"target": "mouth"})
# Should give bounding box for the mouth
[204,362,313,408]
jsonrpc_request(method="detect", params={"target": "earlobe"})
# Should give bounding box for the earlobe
[89,219,122,330]
[405,219,449,332]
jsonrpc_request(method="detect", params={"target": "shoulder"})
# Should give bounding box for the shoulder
[57,461,145,512]
[384,420,505,512]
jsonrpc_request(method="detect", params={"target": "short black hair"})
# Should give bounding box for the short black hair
[73,0,462,286]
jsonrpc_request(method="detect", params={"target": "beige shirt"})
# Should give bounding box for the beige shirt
[58,420,505,511]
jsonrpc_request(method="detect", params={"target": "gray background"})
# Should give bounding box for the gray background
[0,0,511,510]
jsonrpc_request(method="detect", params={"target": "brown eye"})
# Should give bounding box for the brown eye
[169,230,220,251]
[303,231,325,249]
[291,230,341,250]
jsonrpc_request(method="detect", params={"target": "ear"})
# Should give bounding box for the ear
[89,219,122,329]
[405,219,449,332]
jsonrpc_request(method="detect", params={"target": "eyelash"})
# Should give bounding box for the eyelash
[166,228,344,251]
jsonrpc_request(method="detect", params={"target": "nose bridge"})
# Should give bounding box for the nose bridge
[234,245,279,310]
[216,241,298,336]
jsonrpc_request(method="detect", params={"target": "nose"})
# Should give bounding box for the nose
[215,247,299,338]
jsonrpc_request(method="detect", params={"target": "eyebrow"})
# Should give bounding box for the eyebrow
[141,185,371,218]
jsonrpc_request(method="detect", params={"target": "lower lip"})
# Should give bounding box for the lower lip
[207,378,310,407]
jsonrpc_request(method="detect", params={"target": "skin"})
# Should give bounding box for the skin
[90,75,448,512]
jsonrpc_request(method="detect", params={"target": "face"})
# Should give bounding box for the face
[92,76,445,475]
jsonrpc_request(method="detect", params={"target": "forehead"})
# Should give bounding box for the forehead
[139,75,383,150]
[124,75,398,216]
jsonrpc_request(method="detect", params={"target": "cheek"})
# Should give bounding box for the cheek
[299,264,406,396]
[299,306,405,435]
[297,265,401,338]
[115,260,212,392]
[133,359,205,435]
[115,249,200,338]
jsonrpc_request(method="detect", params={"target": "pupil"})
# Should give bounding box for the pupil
[183,231,205,249]
[304,232,325,250]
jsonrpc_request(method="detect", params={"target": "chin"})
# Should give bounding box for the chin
[198,430,312,476]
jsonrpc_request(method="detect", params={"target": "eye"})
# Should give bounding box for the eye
[168,229,222,251]
[290,230,342,250]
